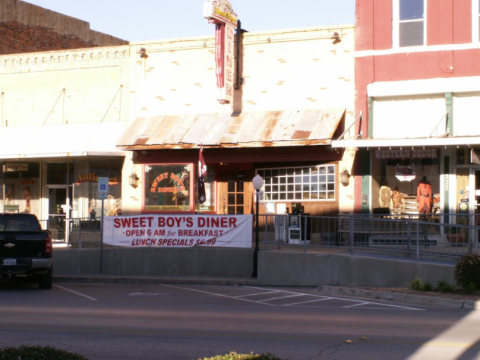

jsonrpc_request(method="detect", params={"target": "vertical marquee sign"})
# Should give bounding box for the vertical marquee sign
[203,0,237,105]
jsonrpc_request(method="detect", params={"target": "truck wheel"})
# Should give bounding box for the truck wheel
[38,267,53,289]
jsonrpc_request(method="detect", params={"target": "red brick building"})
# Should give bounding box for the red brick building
[333,0,480,231]
[0,0,127,55]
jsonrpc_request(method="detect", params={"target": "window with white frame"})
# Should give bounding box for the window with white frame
[256,165,336,202]
[394,0,425,47]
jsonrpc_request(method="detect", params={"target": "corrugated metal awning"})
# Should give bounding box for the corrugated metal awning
[0,122,128,159]
[117,108,345,149]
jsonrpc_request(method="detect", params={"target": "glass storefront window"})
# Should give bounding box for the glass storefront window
[47,163,74,184]
[371,149,440,215]
[257,164,336,202]
[144,163,194,212]
[1,162,41,218]
[73,158,123,218]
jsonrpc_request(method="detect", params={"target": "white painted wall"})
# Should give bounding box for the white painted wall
[373,96,446,138]
[453,94,480,136]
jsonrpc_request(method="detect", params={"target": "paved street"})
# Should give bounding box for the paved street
[0,282,479,360]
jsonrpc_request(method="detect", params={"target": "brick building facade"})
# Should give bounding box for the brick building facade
[0,0,127,55]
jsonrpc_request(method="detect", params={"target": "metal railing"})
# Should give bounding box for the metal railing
[41,213,480,261]
[255,213,480,260]
[39,217,102,248]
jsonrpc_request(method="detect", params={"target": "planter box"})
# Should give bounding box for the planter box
[446,233,465,245]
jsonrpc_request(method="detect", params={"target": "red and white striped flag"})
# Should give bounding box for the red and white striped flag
[198,146,207,204]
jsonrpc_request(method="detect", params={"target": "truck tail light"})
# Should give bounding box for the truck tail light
[45,235,52,254]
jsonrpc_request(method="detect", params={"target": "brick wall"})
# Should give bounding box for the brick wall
[0,0,127,54]
[0,20,98,55]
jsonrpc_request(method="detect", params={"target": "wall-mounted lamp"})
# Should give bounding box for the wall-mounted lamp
[340,169,350,186]
[137,47,148,59]
[332,32,341,44]
[129,172,139,188]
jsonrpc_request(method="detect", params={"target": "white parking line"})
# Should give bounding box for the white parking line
[54,284,97,301]
[344,302,370,308]
[161,284,277,306]
[162,284,424,311]
[282,297,334,306]
[234,291,280,298]
[129,292,170,296]
[258,294,304,302]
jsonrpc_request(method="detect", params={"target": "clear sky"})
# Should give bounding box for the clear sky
[23,0,355,42]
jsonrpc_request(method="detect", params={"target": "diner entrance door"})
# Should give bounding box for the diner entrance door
[46,185,72,243]
[475,171,480,214]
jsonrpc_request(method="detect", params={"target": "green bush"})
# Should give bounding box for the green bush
[422,281,433,291]
[0,345,88,360]
[407,277,425,291]
[199,352,287,360]
[454,254,480,293]
[463,282,477,294]
[437,279,455,293]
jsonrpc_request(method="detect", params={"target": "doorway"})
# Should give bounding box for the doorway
[46,185,72,243]
[475,171,480,214]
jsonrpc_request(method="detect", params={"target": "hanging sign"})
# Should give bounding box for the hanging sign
[5,163,28,172]
[204,0,237,105]
[103,215,252,248]
[471,149,480,164]
[395,164,416,182]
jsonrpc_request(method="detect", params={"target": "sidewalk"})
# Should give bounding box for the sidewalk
[53,274,480,310]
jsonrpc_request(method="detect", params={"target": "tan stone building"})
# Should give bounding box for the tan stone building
[120,25,355,218]
[0,0,128,242]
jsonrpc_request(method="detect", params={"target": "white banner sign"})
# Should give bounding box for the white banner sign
[103,215,252,248]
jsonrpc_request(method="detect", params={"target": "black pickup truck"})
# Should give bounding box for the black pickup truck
[0,213,53,289]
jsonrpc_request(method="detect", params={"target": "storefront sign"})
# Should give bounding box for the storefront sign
[375,148,438,160]
[103,215,252,248]
[5,163,28,172]
[20,179,35,185]
[76,172,119,185]
[145,164,193,212]
[204,0,237,105]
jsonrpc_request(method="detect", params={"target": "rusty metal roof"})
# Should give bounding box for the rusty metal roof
[117,108,345,149]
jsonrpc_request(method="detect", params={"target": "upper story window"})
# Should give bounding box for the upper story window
[394,0,425,47]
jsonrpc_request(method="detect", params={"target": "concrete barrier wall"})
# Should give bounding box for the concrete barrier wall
[54,248,456,287]
[53,247,254,278]
[257,252,456,287]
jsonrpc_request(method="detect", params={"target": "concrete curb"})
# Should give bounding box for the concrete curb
[53,275,257,287]
[317,286,480,310]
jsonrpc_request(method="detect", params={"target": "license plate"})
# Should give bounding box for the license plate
[3,259,16,266]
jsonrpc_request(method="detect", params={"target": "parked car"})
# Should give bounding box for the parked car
[0,213,53,289]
